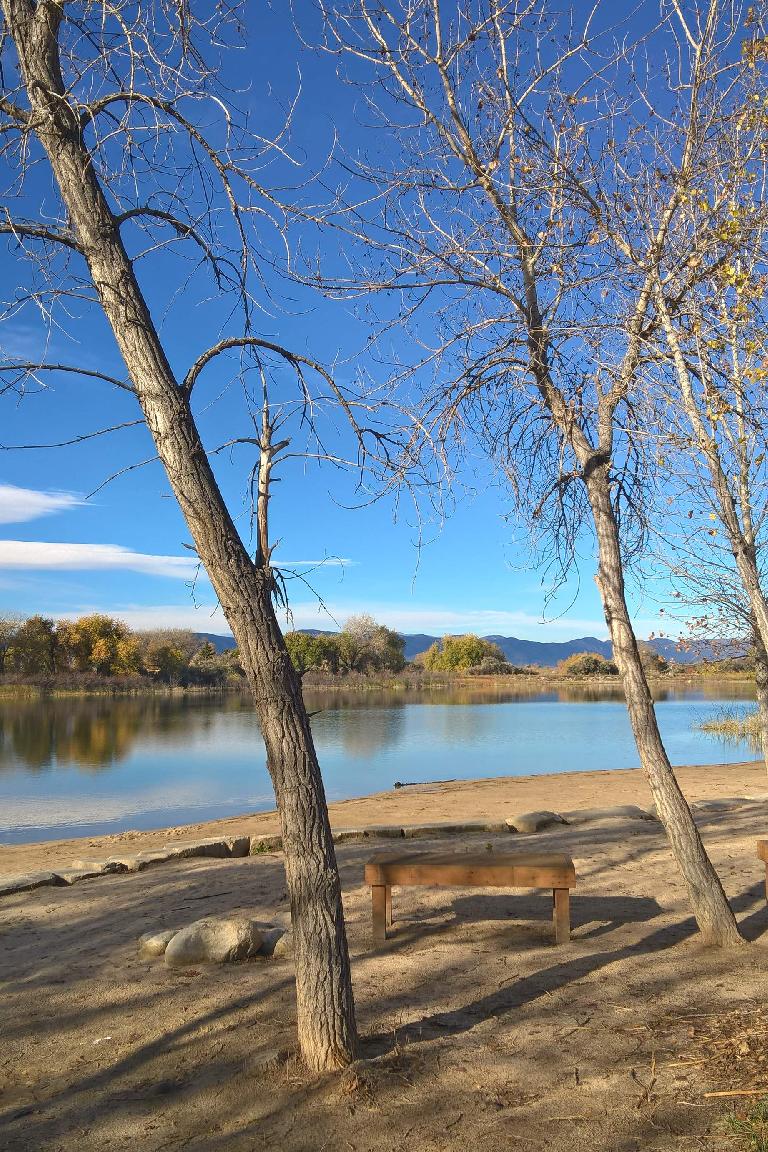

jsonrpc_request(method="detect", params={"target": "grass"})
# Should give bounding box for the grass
[698,708,762,744]
[727,1099,768,1151]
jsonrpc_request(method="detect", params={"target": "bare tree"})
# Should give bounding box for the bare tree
[0,0,369,1069]
[311,0,767,943]
[646,65,768,768]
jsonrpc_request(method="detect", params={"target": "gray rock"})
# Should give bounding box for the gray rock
[71,858,128,874]
[401,821,507,838]
[138,929,178,958]
[134,849,176,867]
[105,855,150,873]
[271,930,294,959]
[561,805,657,825]
[249,835,283,855]
[257,926,288,956]
[692,797,748,813]
[505,810,565,834]
[332,825,404,842]
[227,835,251,858]
[54,867,106,885]
[164,917,264,966]
[0,871,66,897]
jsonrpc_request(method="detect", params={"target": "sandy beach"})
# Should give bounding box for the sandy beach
[2,760,768,1151]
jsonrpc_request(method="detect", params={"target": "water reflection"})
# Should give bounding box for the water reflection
[0,681,758,773]
[0,694,256,773]
[0,682,763,844]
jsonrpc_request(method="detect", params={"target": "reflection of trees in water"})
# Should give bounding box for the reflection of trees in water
[0,681,756,773]
[312,705,406,758]
[0,694,256,773]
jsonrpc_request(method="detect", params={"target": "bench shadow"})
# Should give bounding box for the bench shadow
[361,908,701,1056]
[731,880,768,941]
[382,892,664,947]
[363,870,768,1057]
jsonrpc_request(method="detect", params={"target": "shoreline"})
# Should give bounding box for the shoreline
[2,757,765,876]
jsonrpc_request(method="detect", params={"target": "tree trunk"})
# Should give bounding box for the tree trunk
[752,628,768,774]
[5,0,357,1069]
[585,465,742,946]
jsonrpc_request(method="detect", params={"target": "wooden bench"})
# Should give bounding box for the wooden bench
[757,841,768,899]
[364,850,576,945]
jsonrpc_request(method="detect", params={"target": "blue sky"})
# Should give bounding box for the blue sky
[0,2,673,643]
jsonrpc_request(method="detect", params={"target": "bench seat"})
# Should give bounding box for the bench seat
[364,850,576,945]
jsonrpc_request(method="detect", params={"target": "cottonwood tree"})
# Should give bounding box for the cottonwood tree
[0,0,400,1069]
[646,67,768,770]
[313,0,768,943]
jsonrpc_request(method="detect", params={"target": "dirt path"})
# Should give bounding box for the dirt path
[2,764,768,1150]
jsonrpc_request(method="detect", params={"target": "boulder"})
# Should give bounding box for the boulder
[692,798,748,813]
[71,858,128,874]
[257,926,289,956]
[505,810,565,834]
[271,930,294,960]
[105,855,150,873]
[0,871,66,897]
[164,916,263,966]
[54,867,107,885]
[249,835,283,855]
[401,821,507,838]
[138,929,178,958]
[561,805,657,825]
[333,825,404,841]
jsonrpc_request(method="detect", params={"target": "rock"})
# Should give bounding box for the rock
[692,798,748,813]
[138,929,178,958]
[71,858,128,874]
[249,835,283,855]
[561,805,658,825]
[505,810,565,834]
[401,821,507,838]
[54,867,106,885]
[164,917,264,966]
[105,855,151,873]
[0,871,66,897]
[271,930,294,959]
[134,849,176,867]
[257,926,289,956]
[227,836,251,858]
[333,826,404,843]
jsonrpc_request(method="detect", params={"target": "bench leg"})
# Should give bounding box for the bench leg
[553,888,570,944]
[372,884,390,942]
[765,864,768,904]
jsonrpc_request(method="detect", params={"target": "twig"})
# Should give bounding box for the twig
[703,1088,768,1098]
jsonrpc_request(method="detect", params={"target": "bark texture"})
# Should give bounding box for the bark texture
[586,465,742,946]
[753,629,768,774]
[4,0,357,1069]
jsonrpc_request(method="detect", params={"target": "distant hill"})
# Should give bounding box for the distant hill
[194,632,237,654]
[194,629,744,667]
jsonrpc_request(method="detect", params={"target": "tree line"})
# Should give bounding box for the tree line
[0,614,241,685]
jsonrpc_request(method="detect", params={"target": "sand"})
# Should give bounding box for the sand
[2,760,768,1151]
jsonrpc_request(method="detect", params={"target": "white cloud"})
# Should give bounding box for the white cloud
[0,540,199,578]
[56,603,231,632]
[0,484,83,524]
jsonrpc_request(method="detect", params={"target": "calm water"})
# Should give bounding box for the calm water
[0,682,761,844]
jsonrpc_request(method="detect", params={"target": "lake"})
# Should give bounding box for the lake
[0,681,761,844]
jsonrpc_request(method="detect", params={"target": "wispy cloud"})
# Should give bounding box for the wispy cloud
[56,604,230,632]
[0,484,83,524]
[0,541,199,578]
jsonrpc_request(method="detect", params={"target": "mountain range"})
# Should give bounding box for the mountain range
[195,631,745,667]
